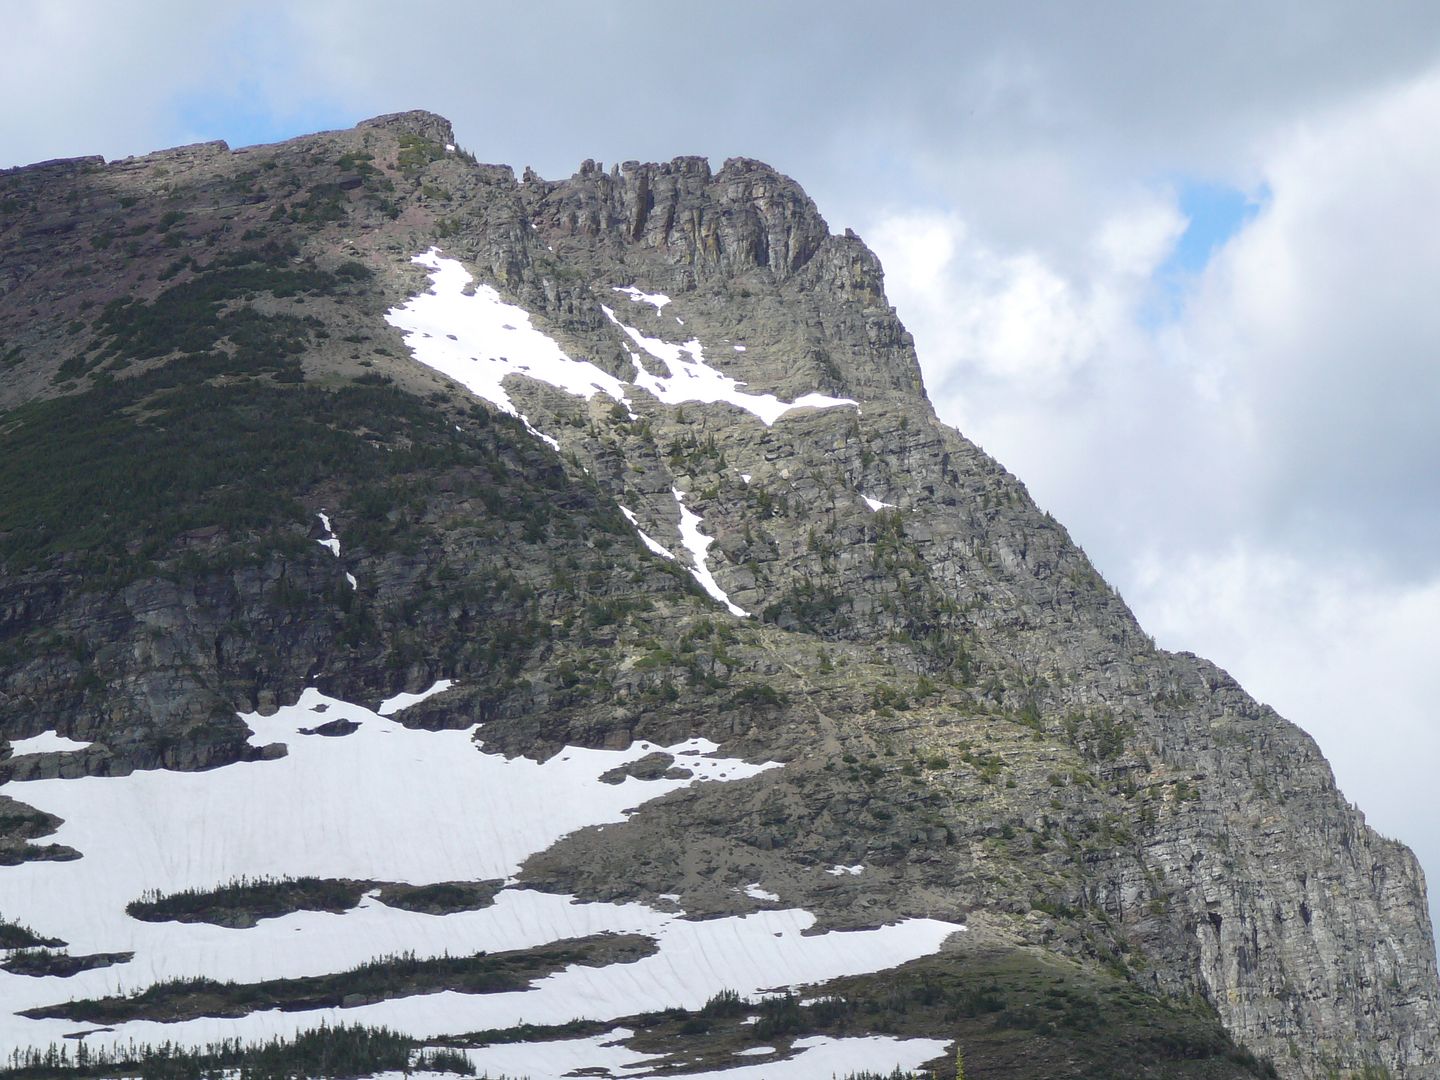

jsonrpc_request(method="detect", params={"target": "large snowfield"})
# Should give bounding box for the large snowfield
[0,256,964,1076]
[0,686,961,1075]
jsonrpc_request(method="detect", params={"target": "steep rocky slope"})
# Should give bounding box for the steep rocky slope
[0,111,1434,1079]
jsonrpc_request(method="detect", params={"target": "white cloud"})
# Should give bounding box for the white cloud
[1174,71,1440,574]
[868,194,1183,412]
[867,64,1440,940]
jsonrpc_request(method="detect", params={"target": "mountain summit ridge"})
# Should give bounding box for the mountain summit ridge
[0,111,1434,1080]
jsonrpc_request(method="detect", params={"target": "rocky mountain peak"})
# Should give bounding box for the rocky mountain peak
[0,112,1434,1080]
[356,108,456,146]
[528,151,830,282]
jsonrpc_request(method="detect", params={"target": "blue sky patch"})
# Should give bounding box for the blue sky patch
[173,89,356,152]
[1144,179,1269,326]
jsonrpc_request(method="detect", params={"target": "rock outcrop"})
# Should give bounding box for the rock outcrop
[0,110,1434,1079]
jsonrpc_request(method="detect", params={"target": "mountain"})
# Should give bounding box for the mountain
[0,110,1435,1080]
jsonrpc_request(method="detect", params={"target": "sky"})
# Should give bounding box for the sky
[4,1,1438,943]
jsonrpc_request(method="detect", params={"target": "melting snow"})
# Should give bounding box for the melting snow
[376,678,453,716]
[0,687,833,1054]
[861,495,896,512]
[455,1027,645,1079]
[385,251,633,446]
[345,572,358,591]
[673,489,748,617]
[619,506,676,560]
[46,903,958,1054]
[733,344,746,351]
[8,731,92,755]
[456,1032,949,1080]
[826,864,865,876]
[744,883,780,902]
[0,685,962,1056]
[315,511,341,557]
[612,285,671,313]
[602,306,857,426]
[388,254,856,444]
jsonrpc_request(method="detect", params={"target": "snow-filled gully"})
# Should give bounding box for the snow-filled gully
[384,250,634,450]
[386,250,858,622]
[673,488,748,618]
[0,683,963,1073]
[600,304,857,427]
[385,249,858,439]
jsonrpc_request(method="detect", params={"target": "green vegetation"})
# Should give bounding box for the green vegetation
[64,242,353,380]
[0,1024,425,1080]
[0,952,1259,1080]
[814,953,1279,1080]
[126,876,368,927]
[25,935,657,1024]
[0,950,132,978]
[699,987,746,1017]
[396,133,446,172]
[761,578,851,633]
[413,1047,473,1075]
[0,919,63,949]
[285,183,350,225]
[0,343,593,579]
[438,953,1275,1079]
[728,682,789,709]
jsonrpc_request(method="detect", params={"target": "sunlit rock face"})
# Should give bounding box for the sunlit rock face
[0,109,1433,1079]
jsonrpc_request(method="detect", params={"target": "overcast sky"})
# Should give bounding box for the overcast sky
[5,1,1438,942]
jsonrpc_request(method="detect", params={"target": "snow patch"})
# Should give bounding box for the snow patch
[458,1032,949,1080]
[612,285,671,313]
[58,906,958,1056]
[458,1027,645,1080]
[8,732,92,756]
[619,506,676,560]
[386,251,634,446]
[377,679,454,716]
[673,489,748,617]
[744,883,780,902]
[861,495,897,512]
[602,306,857,426]
[315,512,341,557]
[0,688,806,1053]
[826,864,865,876]
[345,572,358,591]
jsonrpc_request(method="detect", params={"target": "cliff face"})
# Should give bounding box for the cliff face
[0,110,1434,1079]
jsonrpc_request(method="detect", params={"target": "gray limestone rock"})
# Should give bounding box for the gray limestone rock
[0,111,1434,1079]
